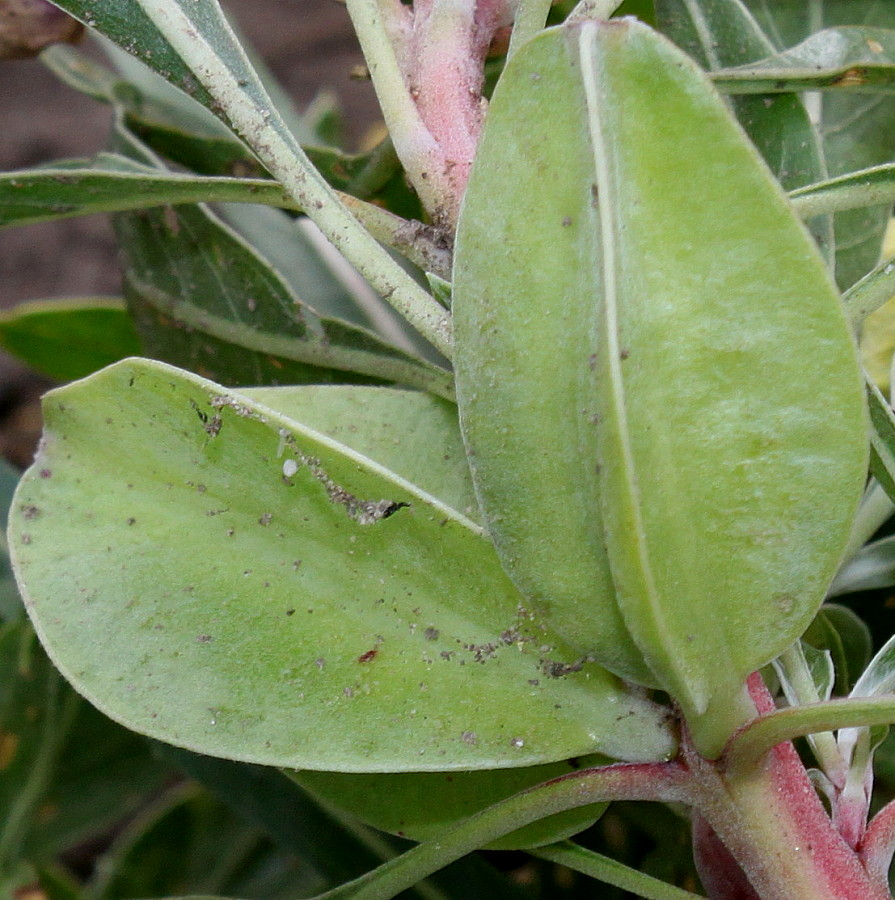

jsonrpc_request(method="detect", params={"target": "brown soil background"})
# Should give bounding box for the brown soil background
[0,1,380,465]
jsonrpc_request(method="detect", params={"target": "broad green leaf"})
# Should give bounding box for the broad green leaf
[453,20,867,756]
[655,0,832,258]
[10,358,674,771]
[0,298,140,382]
[293,755,608,849]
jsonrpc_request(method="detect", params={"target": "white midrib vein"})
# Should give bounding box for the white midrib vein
[577,23,704,714]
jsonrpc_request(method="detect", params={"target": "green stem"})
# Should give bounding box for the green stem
[839,480,894,566]
[844,254,895,327]
[506,0,554,60]
[312,761,693,900]
[774,643,846,784]
[135,0,453,358]
[726,696,895,774]
[532,841,706,900]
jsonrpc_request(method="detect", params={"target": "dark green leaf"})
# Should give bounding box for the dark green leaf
[113,199,452,395]
[0,621,78,879]
[0,298,141,382]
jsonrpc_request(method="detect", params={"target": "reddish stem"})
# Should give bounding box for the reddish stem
[861,797,895,892]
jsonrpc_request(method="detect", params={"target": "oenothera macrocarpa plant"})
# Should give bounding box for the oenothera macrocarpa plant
[11,0,895,897]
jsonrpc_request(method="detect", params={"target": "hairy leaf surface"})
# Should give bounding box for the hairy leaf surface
[10,359,673,771]
[453,19,867,754]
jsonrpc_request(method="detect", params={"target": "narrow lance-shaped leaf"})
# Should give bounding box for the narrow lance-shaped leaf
[865,377,895,503]
[9,358,675,772]
[453,19,868,757]
[710,27,895,94]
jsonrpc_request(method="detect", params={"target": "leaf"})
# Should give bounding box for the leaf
[803,603,872,695]
[453,19,868,757]
[839,632,895,768]
[0,297,141,382]
[240,386,479,521]
[830,534,895,596]
[292,757,608,850]
[865,376,895,502]
[110,172,452,394]
[655,0,832,259]
[741,6,895,289]
[46,0,452,356]
[0,158,299,230]
[0,621,78,879]
[10,358,675,771]
[710,26,895,93]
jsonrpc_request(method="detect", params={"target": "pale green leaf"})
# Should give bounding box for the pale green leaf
[453,19,867,757]
[10,358,674,772]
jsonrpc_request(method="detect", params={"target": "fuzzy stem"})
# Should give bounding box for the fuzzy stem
[506,0,553,60]
[690,678,888,899]
[862,798,895,890]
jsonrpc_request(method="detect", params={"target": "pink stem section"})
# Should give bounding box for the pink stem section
[690,674,889,899]
[861,798,895,892]
[379,0,513,228]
